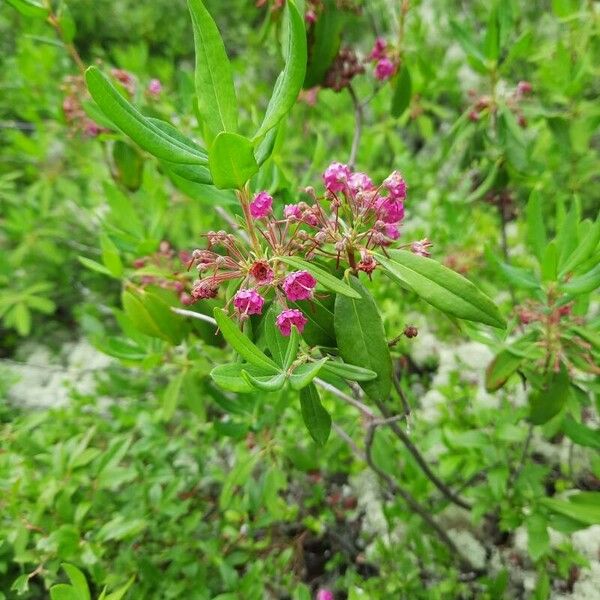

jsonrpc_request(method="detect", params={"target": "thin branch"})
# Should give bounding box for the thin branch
[364,420,477,573]
[347,84,364,170]
[171,307,218,326]
[509,423,533,490]
[392,372,411,419]
[375,399,472,510]
[314,378,375,418]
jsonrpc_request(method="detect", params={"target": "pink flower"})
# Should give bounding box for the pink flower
[323,162,351,193]
[384,222,401,240]
[517,80,532,95]
[347,172,374,193]
[191,280,219,300]
[302,208,320,227]
[305,9,317,24]
[276,308,308,336]
[233,288,265,316]
[384,171,407,199]
[249,260,274,285]
[369,37,387,61]
[411,238,432,257]
[375,197,404,223]
[250,191,273,219]
[282,270,317,301]
[375,58,396,81]
[284,204,303,220]
[148,78,162,96]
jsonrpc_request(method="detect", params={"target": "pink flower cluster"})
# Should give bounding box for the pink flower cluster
[368,37,397,81]
[187,163,419,336]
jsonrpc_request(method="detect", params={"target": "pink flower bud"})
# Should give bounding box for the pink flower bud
[375,197,405,223]
[191,280,219,300]
[374,58,396,81]
[233,288,265,316]
[347,171,375,193]
[517,80,532,95]
[323,162,351,193]
[276,308,308,336]
[250,191,273,219]
[411,238,432,257]
[305,9,317,24]
[282,270,317,301]
[368,37,387,61]
[284,204,303,221]
[384,171,407,199]
[148,78,162,96]
[180,292,193,306]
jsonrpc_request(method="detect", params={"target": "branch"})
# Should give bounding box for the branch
[171,307,218,326]
[347,84,364,170]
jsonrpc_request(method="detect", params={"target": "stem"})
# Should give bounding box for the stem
[365,421,476,572]
[46,10,85,74]
[375,399,472,510]
[347,84,363,170]
[236,186,262,256]
[508,423,533,491]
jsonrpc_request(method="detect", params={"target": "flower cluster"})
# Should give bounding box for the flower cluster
[368,37,398,81]
[187,163,419,336]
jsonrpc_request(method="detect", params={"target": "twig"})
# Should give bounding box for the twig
[314,378,375,418]
[347,84,364,170]
[375,399,472,510]
[171,307,217,325]
[364,419,476,573]
[392,372,411,418]
[332,423,364,461]
[509,423,533,489]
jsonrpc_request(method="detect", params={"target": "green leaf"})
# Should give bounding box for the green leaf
[264,304,299,367]
[526,189,547,262]
[377,249,505,328]
[541,494,600,526]
[541,241,558,281]
[391,64,412,118]
[485,246,541,291]
[529,366,570,425]
[334,276,392,402]
[62,564,90,600]
[254,0,307,140]
[292,297,336,346]
[289,358,328,390]
[162,371,185,420]
[78,256,114,277]
[242,369,286,391]
[97,516,147,542]
[187,0,238,139]
[321,360,378,382]
[277,256,360,298]
[283,325,301,370]
[214,309,279,372]
[526,514,549,561]
[102,576,135,600]
[211,363,277,393]
[100,234,123,277]
[299,383,331,446]
[562,416,600,450]
[483,6,500,61]
[560,216,600,276]
[6,0,49,18]
[50,585,80,600]
[85,67,206,164]
[485,349,524,392]
[561,263,600,295]
[208,132,259,189]
[449,20,488,71]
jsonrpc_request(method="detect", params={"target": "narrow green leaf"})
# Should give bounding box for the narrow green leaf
[277,256,360,298]
[100,234,123,277]
[299,383,331,446]
[485,349,524,392]
[541,241,558,281]
[526,189,547,262]
[162,372,185,420]
[265,304,289,366]
[187,0,239,138]
[289,358,328,390]
[85,67,206,164]
[485,246,541,291]
[78,256,114,277]
[560,216,600,276]
[377,250,505,328]
[211,363,275,393]
[242,369,286,391]
[103,576,135,600]
[562,416,600,450]
[50,585,80,600]
[541,494,600,526]
[6,0,49,18]
[526,514,549,562]
[449,20,488,71]
[483,6,500,61]
[62,564,90,600]
[391,64,412,118]
[208,132,259,189]
[334,276,392,402]
[561,263,600,295]
[321,360,378,382]
[254,0,307,140]
[283,325,301,370]
[214,309,279,372]
[529,366,570,425]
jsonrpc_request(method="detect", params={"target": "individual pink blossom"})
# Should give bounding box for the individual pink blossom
[305,9,317,24]
[148,78,162,96]
[302,208,320,227]
[323,162,351,194]
[111,69,136,95]
[347,172,374,193]
[517,80,532,95]
[384,171,407,199]
[357,251,377,274]
[375,58,396,81]
[276,308,308,336]
[282,270,317,301]
[191,280,219,300]
[250,191,273,219]
[284,204,303,220]
[411,238,433,257]
[368,37,387,61]
[375,197,404,223]
[384,222,401,240]
[249,260,274,285]
[233,288,265,316]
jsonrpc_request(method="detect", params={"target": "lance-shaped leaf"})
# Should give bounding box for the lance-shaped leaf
[300,383,331,446]
[6,0,49,18]
[529,366,569,425]
[376,250,505,329]
[254,0,307,140]
[242,369,286,392]
[188,0,238,139]
[214,308,279,372]
[208,132,259,189]
[211,363,270,393]
[334,277,392,402]
[85,67,206,164]
[277,256,360,298]
[391,64,412,118]
[289,358,328,390]
[321,360,378,382]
